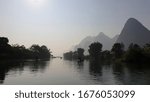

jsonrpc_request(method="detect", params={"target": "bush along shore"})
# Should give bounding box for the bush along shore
[0,37,52,60]
[64,42,150,64]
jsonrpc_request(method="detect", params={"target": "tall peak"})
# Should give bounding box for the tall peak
[127,18,139,22]
[125,18,145,29]
[116,18,150,48]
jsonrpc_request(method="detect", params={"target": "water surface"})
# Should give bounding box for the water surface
[0,59,150,85]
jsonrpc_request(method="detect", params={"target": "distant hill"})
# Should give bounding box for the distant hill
[116,18,150,48]
[74,32,119,54]
[74,18,150,54]
[112,34,119,43]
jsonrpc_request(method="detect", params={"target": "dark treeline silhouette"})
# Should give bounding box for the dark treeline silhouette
[0,37,52,60]
[64,42,150,63]
[88,42,102,60]
[63,48,84,61]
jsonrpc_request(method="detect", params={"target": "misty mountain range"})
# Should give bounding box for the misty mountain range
[74,32,119,54]
[74,18,150,54]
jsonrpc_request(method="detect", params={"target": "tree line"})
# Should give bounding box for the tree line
[64,42,150,63]
[0,37,52,60]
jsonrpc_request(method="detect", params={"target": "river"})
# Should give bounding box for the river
[0,58,150,85]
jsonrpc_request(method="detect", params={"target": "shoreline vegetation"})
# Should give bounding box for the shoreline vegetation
[63,42,150,64]
[1,37,150,64]
[0,37,52,60]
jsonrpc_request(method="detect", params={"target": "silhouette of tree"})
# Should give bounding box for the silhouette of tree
[111,43,124,59]
[77,48,84,61]
[125,43,142,62]
[63,51,73,60]
[0,37,9,45]
[11,44,25,59]
[40,45,51,59]
[30,44,40,53]
[101,50,111,61]
[0,37,51,60]
[0,37,11,59]
[63,48,84,61]
[30,44,51,59]
[88,42,103,60]
[72,51,78,59]
[143,44,150,61]
[64,42,150,63]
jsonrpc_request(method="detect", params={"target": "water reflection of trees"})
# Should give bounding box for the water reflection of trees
[0,61,24,84]
[125,64,150,84]
[28,60,49,73]
[112,62,127,84]
[89,60,102,77]
[0,60,49,84]
[77,61,84,69]
[75,59,150,85]
[112,62,150,85]
[0,65,9,83]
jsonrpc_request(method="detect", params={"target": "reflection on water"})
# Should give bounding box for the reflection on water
[89,60,102,77]
[0,60,49,84]
[111,62,150,84]
[0,59,150,85]
[0,61,23,84]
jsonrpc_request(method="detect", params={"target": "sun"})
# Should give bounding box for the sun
[27,0,47,8]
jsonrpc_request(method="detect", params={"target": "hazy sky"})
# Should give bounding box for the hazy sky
[0,0,150,56]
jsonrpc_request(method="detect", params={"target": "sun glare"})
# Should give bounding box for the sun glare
[27,0,47,8]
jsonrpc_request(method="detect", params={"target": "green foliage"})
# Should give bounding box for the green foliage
[64,42,150,63]
[0,37,51,60]
[142,44,150,61]
[63,51,73,60]
[30,44,51,59]
[88,42,102,59]
[111,43,124,59]
[0,37,9,45]
[63,48,84,61]
[101,50,112,61]
[124,43,143,62]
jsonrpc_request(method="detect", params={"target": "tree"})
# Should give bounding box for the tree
[77,48,84,61]
[0,37,51,60]
[63,51,73,60]
[142,43,150,62]
[30,44,51,59]
[30,44,40,59]
[125,43,143,62]
[72,51,78,59]
[11,44,26,59]
[101,50,111,60]
[111,43,124,59]
[88,42,103,59]
[30,44,40,53]
[40,45,51,59]
[0,37,11,59]
[0,37,9,45]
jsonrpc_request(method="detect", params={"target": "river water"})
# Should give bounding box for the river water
[0,58,150,85]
